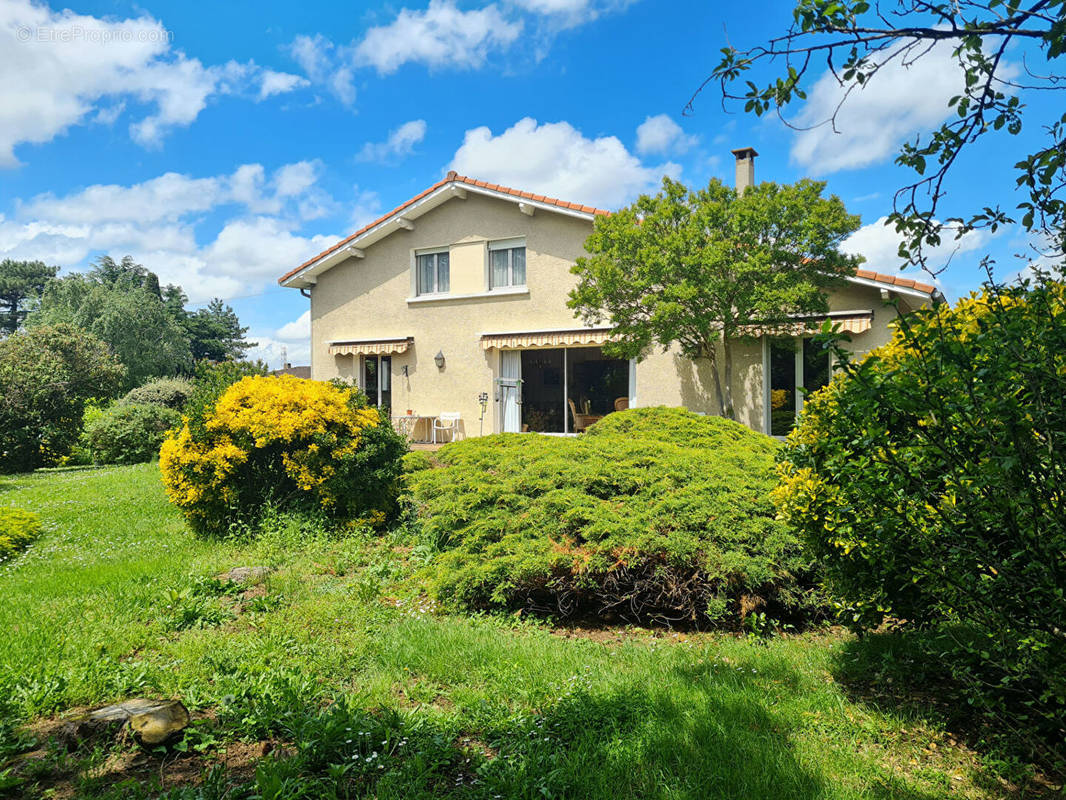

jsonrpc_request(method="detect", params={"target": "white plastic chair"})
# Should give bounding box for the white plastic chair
[432,412,462,443]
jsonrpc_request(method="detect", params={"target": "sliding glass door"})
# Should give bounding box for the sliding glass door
[765,338,830,436]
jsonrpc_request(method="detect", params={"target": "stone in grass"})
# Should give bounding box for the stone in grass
[218,566,271,584]
[79,699,190,747]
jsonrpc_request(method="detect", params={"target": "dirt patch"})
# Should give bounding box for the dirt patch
[8,706,285,798]
[5,737,284,799]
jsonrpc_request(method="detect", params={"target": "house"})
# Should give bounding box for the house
[278,149,939,439]
[271,362,311,379]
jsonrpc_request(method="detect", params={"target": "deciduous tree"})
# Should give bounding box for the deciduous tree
[568,177,861,419]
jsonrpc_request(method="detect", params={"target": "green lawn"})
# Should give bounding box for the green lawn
[0,465,1036,799]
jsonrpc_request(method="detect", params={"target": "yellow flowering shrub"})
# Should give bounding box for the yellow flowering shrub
[776,279,1066,750]
[160,375,407,534]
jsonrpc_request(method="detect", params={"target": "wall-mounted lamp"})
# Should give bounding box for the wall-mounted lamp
[434,350,445,369]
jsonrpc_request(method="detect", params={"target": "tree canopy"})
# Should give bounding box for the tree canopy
[0,323,124,472]
[0,259,58,335]
[568,176,861,419]
[695,0,1066,275]
[24,255,254,388]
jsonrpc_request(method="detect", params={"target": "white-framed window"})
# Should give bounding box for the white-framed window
[488,239,526,289]
[763,337,831,436]
[416,249,449,295]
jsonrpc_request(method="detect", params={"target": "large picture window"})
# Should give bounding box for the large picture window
[416,251,449,295]
[765,337,831,436]
[489,242,525,289]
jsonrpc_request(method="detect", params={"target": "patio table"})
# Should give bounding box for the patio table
[394,414,436,443]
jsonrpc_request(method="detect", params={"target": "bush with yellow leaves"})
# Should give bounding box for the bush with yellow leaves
[776,278,1066,761]
[160,375,407,535]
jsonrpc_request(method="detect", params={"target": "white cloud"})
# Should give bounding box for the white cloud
[0,0,304,164]
[354,1,522,74]
[273,161,320,198]
[1,163,338,304]
[349,187,383,229]
[449,117,677,208]
[248,309,312,369]
[288,33,357,104]
[791,44,1018,174]
[276,309,310,341]
[259,69,309,99]
[843,215,990,276]
[357,119,427,162]
[635,114,698,156]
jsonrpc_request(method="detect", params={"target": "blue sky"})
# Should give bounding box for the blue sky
[0,0,1053,366]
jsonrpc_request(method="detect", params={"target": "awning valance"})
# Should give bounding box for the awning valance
[480,327,613,350]
[328,337,413,356]
[744,311,873,337]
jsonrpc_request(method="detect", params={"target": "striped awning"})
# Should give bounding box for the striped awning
[480,327,613,350]
[744,311,873,337]
[328,336,413,356]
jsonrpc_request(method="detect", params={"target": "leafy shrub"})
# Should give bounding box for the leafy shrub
[160,375,407,535]
[122,376,194,410]
[408,407,822,628]
[775,279,1066,762]
[83,402,181,464]
[0,324,125,472]
[0,507,42,561]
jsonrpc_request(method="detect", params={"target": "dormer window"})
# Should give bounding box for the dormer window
[416,249,449,295]
[489,239,525,289]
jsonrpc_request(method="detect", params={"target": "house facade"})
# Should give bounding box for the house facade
[279,152,939,439]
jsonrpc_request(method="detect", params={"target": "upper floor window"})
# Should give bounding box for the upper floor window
[489,240,525,289]
[416,250,449,295]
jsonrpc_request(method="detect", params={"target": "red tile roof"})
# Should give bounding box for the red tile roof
[278,171,611,284]
[854,268,937,296]
[278,173,939,298]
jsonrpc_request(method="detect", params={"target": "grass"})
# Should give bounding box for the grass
[0,464,1051,798]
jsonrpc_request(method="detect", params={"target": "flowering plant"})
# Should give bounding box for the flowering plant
[160,375,406,534]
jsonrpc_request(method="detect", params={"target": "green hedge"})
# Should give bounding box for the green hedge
[408,408,823,628]
[122,377,195,410]
[84,402,181,464]
[0,507,42,562]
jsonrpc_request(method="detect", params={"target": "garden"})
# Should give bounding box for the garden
[0,280,1064,798]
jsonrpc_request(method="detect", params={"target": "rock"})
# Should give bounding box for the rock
[218,566,271,584]
[127,701,190,746]
[77,699,190,747]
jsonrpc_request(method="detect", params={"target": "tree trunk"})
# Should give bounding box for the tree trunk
[702,343,727,418]
[721,335,736,420]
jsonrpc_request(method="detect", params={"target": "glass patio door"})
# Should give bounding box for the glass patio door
[363,355,392,413]
[499,350,522,432]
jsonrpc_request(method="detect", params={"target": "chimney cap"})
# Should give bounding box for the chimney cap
[731,146,759,159]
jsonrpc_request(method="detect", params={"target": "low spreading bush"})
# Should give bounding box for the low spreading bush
[0,507,42,561]
[775,279,1066,763]
[160,375,407,535]
[408,407,823,628]
[122,377,194,410]
[83,401,181,464]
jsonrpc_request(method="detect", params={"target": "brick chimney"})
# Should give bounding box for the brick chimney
[731,147,758,194]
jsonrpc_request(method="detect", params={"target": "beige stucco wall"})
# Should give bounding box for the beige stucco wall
[310,192,595,438]
[634,281,907,431]
[307,191,919,437]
